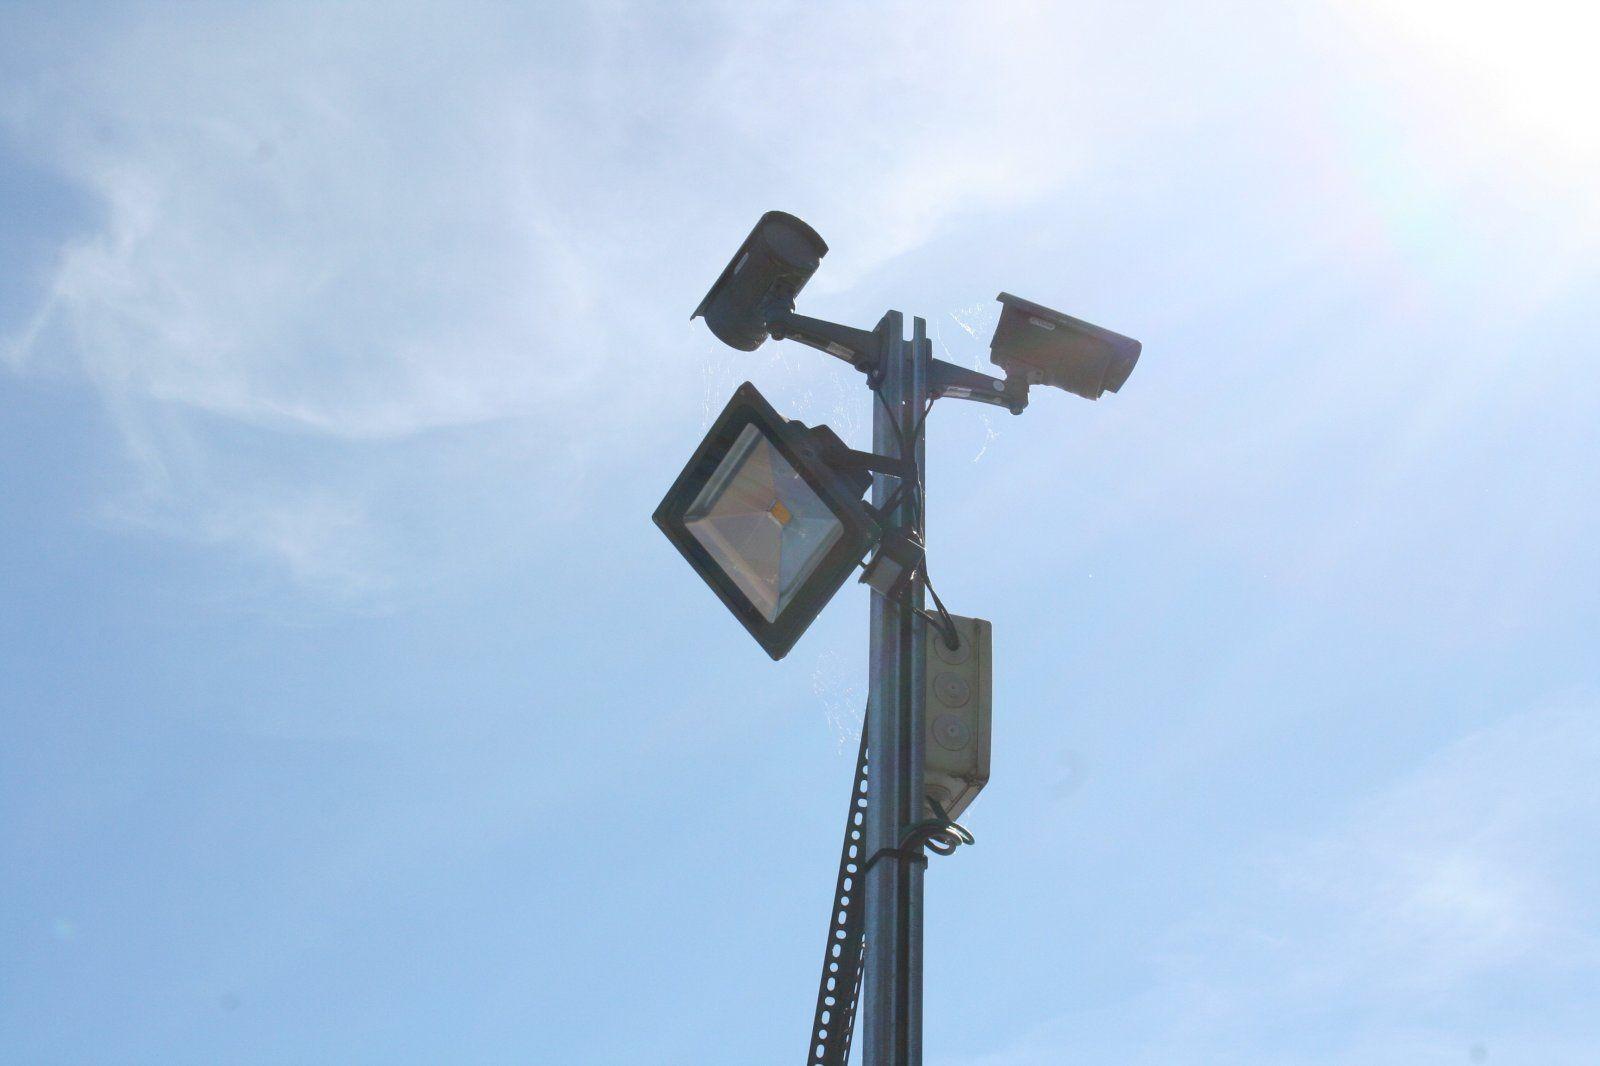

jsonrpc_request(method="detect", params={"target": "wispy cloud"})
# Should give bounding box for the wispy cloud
[5,0,1597,617]
[1269,700,1600,992]
[0,2,1149,599]
[949,699,1600,1065]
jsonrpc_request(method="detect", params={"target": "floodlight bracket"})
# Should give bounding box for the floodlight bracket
[835,445,917,485]
[793,423,917,499]
[767,309,882,379]
[929,357,1029,414]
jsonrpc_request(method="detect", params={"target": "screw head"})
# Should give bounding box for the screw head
[933,713,971,751]
[933,672,971,708]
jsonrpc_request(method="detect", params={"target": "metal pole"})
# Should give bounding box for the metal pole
[863,313,929,1065]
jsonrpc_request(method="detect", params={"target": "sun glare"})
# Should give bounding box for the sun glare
[1354,2,1600,164]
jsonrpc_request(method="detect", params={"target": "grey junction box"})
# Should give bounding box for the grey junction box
[923,614,992,821]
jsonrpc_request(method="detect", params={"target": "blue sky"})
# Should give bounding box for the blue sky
[3,3,1598,1063]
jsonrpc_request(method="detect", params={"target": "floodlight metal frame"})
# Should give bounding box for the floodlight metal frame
[653,381,883,661]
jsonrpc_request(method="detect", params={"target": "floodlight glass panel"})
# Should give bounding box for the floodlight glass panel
[684,423,845,622]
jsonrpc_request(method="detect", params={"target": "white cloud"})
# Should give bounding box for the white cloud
[7,7,600,436]
[0,2,1146,598]
[6,0,1595,612]
[1343,1,1600,169]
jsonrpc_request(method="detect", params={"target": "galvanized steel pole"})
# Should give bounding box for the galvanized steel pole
[862,312,930,1065]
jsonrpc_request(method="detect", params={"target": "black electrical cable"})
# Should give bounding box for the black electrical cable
[862,799,975,876]
[898,796,975,858]
[872,388,914,519]
[901,396,959,647]
[858,387,977,871]
[860,560,955,648]
[920,569,959,651]
[879,477,915,521]
[904,403,960,650]
[871,385,961,650]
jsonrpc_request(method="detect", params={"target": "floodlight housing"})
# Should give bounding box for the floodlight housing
[989,292,1141,400]
[654,382,880,660]
[692,211,829,352]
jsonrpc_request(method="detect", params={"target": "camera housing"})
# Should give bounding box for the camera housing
[692,211,829,351]
[989,292,1141,400]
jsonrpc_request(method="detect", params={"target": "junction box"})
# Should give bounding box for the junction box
[923,614,992,821]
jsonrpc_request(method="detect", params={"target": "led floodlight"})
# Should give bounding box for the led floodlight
[654,382,880,660]
[692,211,829,352]
[990,292,1141,400]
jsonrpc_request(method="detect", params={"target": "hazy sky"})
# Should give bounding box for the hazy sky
[3,3,1598,1063]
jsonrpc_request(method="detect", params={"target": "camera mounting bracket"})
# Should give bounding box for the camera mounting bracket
[767,309,883,379]
[767,307,1030,414]
[928,358,1029,414]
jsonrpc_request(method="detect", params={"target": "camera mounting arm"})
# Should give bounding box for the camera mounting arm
[767,309,883,378]
[929,357,1029,414]
[767,308,1029,414]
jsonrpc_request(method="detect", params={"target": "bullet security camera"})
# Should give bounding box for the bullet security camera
[692,211,829,351]
[989,292,1141,400]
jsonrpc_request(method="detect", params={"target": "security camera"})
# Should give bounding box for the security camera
[989,292,1141,400]
[692,211,829,351]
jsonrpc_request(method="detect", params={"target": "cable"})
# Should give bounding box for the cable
[872,384,961,650]
[872,387,934,517]
[897,796,975,859]
[920,568,960,651]
[861,799,976,876]
[879,477,915,520]
[900,396,959,649]
[861,394,983,873]
[912,607,954,647]
[906,398,961,649]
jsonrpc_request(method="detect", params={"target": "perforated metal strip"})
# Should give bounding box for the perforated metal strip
[807,724,870,1066]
